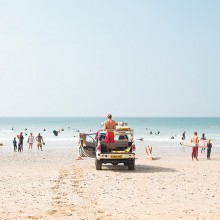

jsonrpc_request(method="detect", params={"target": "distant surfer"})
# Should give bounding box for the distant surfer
[191,131,199,161]
[53,130,58,136]
[11,127,14,131]
[150,131,153,135]
[171,136,174,139]
[182,131,186,140]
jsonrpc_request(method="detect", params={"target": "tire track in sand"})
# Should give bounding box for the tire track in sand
[47,165,111,220]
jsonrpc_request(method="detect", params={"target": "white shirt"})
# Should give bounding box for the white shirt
[29,136,35,144]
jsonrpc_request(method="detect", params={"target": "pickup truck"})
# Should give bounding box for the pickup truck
[78,123,136,170]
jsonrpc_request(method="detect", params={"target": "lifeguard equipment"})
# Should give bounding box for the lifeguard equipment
[116,122,130,131]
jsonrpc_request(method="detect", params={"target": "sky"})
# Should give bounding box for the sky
[0,0,219,117]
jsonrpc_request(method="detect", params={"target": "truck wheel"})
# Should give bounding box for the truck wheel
[128,163,135,170]
[95,158,102,170]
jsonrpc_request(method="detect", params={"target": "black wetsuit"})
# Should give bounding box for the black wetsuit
[18,135,24,152]
[182,132,185,140]
[13,139,17,152]
[207,142,212,159]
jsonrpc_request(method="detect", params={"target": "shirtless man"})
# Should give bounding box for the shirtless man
[191,131,199,161]
[35,133,44,151]
[104,114,117,151]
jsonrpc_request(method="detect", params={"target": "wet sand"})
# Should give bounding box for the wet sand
[0,148,220,220]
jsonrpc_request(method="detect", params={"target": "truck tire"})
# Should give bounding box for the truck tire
[128,162,135,170]
[95,158,102,170]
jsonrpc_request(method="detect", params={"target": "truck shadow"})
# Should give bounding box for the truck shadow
[102,164,177,173]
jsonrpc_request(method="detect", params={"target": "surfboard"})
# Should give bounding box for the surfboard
[180,140,208,148]
[145,146,153,160]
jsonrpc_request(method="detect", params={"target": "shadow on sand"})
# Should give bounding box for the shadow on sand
[198,157,220,161]
[102,164,177,173]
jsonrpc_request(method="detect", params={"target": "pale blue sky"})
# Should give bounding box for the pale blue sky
[0,0,219,117]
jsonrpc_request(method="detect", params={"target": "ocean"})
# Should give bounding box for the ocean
[0,117,220,153]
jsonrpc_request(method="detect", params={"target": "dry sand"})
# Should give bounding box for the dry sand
[0,148,220,220]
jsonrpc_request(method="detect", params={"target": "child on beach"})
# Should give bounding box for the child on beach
[207,140,212,160]
[13,137,17,152]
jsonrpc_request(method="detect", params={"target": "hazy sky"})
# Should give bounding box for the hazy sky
[0,0,219,117]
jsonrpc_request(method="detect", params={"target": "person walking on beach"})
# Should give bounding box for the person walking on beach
[13,137,17,152]
[18,132,24,152]
[27,133,35,150]
[191,131,199,161]
[104,114,117,152]
[35,133,44,151]
[200,133,207,153]
[207,140,212,160]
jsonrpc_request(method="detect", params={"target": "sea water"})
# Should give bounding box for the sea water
[0,117,220,153]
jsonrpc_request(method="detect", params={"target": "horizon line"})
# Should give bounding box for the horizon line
[0,116,219,118]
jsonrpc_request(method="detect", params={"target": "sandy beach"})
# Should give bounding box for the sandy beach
[0,147,220,220]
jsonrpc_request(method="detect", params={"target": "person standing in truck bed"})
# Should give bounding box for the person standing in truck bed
[104,114,117,152]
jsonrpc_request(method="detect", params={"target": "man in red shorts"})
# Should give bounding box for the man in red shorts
[191,131,199,161]
[104,114,117,151]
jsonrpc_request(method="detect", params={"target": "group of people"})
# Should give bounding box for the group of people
[191,131,212,160]
[103,115,214,160]
[13,132,44,152]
